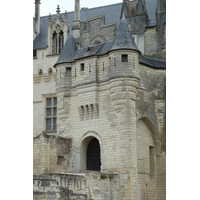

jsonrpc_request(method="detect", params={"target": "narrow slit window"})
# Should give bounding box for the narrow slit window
[81,106,84,120]
[91,104,94,119]
[89,64,91,73]
[149,146,155,179]
[114,57,116,66]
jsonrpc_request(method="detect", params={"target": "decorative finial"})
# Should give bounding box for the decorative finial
[48,13,52,24]
[56,5,61,15]
[64,10,68,21]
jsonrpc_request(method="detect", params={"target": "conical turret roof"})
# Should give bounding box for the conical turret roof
[54,33,77,67]
[110,17,140,53]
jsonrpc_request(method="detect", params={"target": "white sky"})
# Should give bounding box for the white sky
[34,0,122,17]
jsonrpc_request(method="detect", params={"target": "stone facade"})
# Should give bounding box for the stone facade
[33,0,166,199]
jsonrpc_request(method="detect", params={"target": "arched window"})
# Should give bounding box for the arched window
[86,138,101,171]
[59,30,64,53]
[52,31,57,54]
[52,30,64,54]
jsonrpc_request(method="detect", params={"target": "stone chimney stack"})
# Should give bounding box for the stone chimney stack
[72,0,80,39]
[74,0,80,21]
[35,0,41,35]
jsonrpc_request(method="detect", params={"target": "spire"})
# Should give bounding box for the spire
[120,0,130,19]
[135,0,147,16]
[110,17,140,53]
[64,10,68,22]
[156,0,166,25]
[54,33,77,67]
[56,5,61,15]
[48,13,52,25]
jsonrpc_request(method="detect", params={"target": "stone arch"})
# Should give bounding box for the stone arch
[38,69,43,74]
[136,117,159,197]
[91,35,106,45]
[48,68,52,73]
[137,117,160,153]
[79,131,102,172]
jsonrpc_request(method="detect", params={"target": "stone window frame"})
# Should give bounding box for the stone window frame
[121,54,128,62]
[80,63,85,72]
[45,96,57,131]
[52,30,64,55]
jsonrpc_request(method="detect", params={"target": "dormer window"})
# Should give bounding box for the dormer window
[122,54,128,62]
[52,30,64,54]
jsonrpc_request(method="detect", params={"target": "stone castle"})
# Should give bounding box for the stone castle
[33,0,166,199]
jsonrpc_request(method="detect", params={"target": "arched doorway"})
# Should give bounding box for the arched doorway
[86,138,101,171]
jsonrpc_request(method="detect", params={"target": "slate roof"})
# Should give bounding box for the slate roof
[54,39,165,69]
[55,33,77,66]
[139,55,166,69]
[33,1,157,50]
[110,16,140,53]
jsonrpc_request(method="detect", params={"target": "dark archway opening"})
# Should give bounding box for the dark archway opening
[86,138,101,171]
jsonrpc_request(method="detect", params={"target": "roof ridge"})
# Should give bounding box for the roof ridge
[40,2,122,18]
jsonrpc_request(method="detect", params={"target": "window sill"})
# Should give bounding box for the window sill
[46,54,60,58]
[43,130,57,135]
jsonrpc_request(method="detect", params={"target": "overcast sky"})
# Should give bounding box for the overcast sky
[34,0,122,16]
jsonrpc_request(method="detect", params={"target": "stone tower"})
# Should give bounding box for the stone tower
[53,15,143,199]
[33,1,166,199]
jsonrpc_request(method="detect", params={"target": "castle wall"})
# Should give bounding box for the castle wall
[81,15,116,46]
[144,26,166,60]
[33,172,120,200]
[33,4,166,198]
[33,51,58,137]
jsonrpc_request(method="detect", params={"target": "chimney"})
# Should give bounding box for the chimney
[74,0,80,21]
[35,0,41,35]
[72,0,80,38]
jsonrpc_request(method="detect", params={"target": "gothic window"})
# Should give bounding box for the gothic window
[52,30,64,54]
[52,31,58,54]
[59,30,64,53]
[46,97,57,131]
[87,138,101,171]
